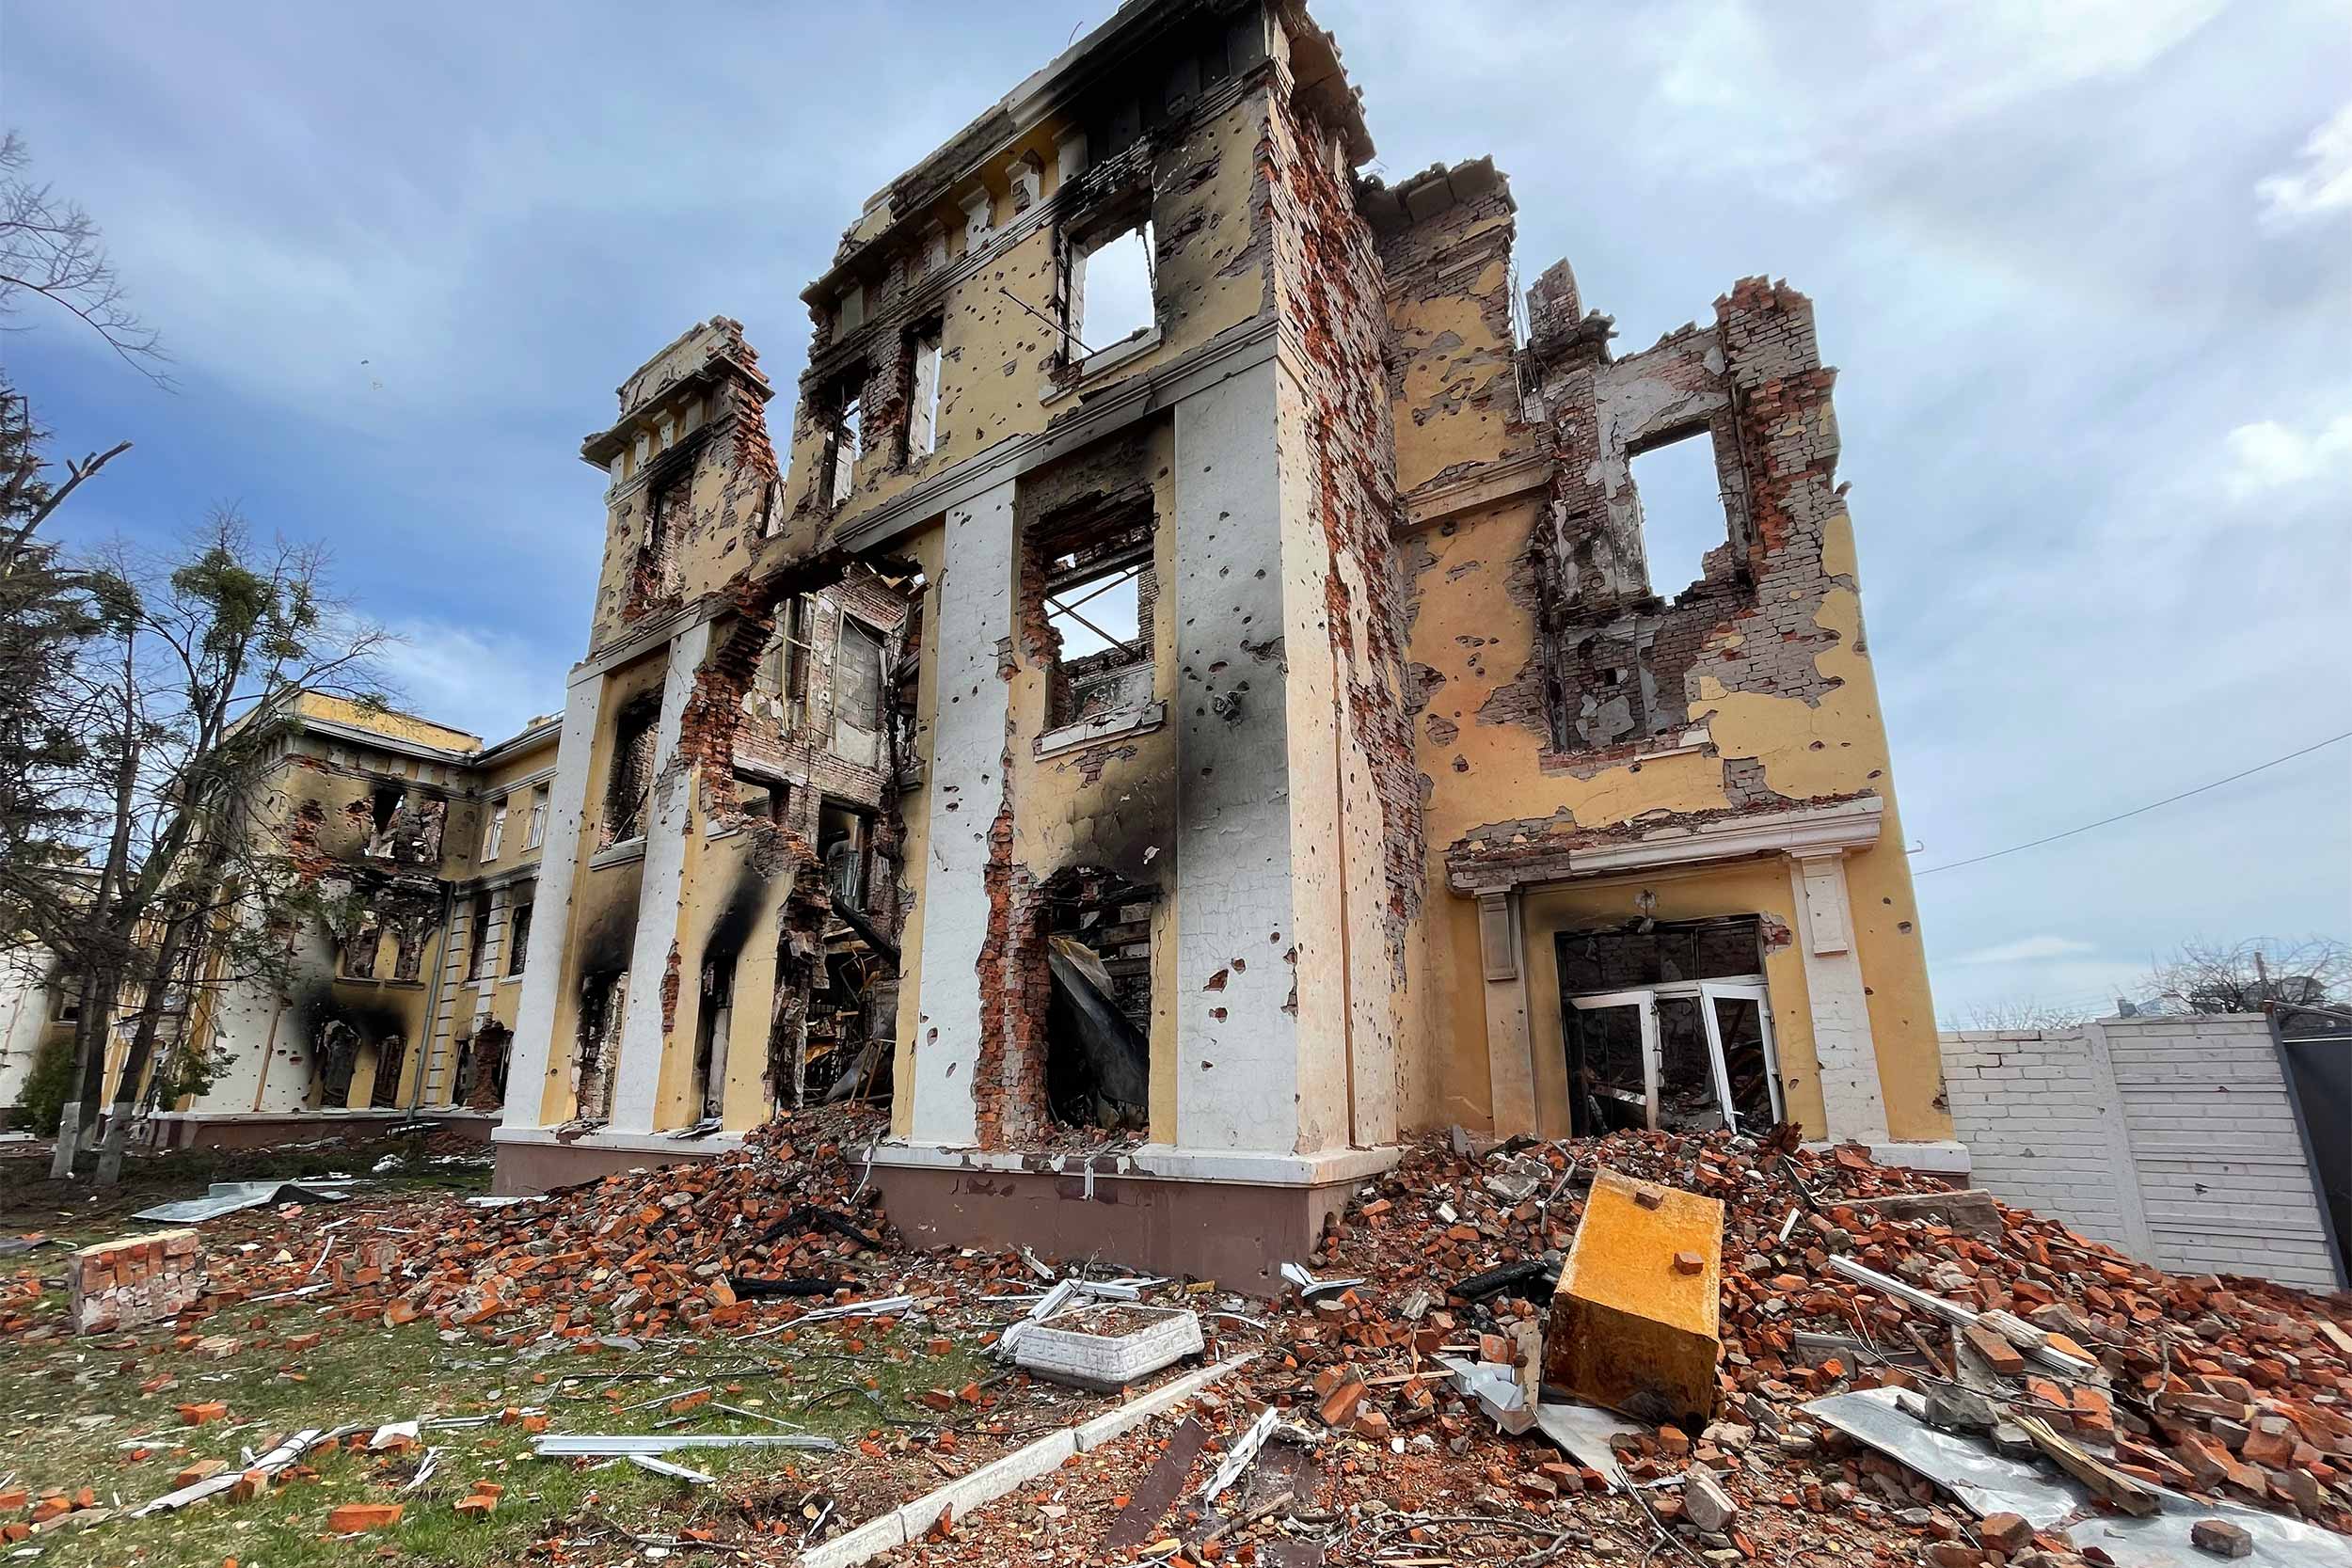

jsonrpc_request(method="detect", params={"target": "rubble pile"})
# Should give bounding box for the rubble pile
[68,1228,205,1333]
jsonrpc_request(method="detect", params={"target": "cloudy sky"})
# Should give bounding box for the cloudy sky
[8,0,2347,1023]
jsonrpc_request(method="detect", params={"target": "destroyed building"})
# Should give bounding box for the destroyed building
[67,694,561,1147]
[489,0,1950,1278]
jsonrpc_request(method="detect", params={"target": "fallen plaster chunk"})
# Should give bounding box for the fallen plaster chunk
[1012,1303,1204,1390]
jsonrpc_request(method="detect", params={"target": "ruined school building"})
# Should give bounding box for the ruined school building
[103,0,1951,1279]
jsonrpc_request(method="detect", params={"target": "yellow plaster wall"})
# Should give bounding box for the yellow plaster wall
[794,90,1275,543]
[1388,231,1526,497]
[1403,497,1947,1141]
[532,650,668,1125]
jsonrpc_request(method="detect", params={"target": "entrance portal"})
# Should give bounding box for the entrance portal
[1557,917,1784,1137]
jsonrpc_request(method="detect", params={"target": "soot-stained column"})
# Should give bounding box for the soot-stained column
[907,479,1017,1148]
[500,672,605,1130]
[608,619,714,1133]
[1171,358,1304,1153]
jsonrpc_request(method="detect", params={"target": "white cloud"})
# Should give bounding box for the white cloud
[1954,935,2099,965]
[373,620,567,746]
[2223,411,2352,498]
[1640,0,2224,201]
[2257,102,2352,228]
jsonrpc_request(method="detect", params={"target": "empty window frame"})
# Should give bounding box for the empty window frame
[831,615,886,769]
[482,798,507,861]
[734,769,787,822]
[1626,429,1729,601]
[342,919,382,980]
[574,971,627,1124]
[1034,504,1154,727]
[368,1035,406,1109]
[818,377,863,508]
[506,900,533,976]
[690,949,737,1123]
[904,323,944,460]
[632,466,691,609]
[1063,216,1155,364]
[525,785,549,850]
[605,697,660,847]
[818,801,871,914]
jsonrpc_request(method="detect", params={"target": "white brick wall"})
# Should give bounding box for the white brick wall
[1939,1016,2341,1291]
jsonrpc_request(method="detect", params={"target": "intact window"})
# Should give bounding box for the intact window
[466,891,496,980]
[525,785,548,850]
[482,799,507,862]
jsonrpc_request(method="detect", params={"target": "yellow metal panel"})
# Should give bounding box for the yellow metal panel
[1542,1167,1723,1427]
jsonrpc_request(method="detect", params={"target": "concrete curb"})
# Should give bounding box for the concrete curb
[799,1352,1258,1568]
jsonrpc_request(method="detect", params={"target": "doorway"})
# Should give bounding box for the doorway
[1557,917,1783,1137]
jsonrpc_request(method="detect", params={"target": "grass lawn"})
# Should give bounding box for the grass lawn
[0,1148,1009,1566]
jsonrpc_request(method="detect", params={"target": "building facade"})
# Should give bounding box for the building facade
[43,694,564,1148]
[493,0,1951,1280]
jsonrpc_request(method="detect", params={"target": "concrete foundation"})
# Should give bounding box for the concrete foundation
[143,1107,498,1151]
[491,1128,735,1195]
[867,1142,1396,1292]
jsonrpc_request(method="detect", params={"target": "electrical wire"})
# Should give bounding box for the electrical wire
[1914,729,2352,877]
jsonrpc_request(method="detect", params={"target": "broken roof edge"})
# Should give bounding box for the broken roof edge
[580,315,772,467]
[1357,154,1513,233]
[801,0,1373,309]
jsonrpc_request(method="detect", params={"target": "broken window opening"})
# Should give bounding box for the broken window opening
[466,891,497,980]
[831,615,885,769]
[367,1035,406,1109]
[735,769,787,823]
[573,971,627,1125]
[369,783,404,837]
[459,1022,511,1112]
[313,1020,361,1108]
[904,323,944,460]
[341,919,382,980]
[1033,502,1155,728]
[818,802,871,915]
[1626,430,1730,602]
[506,900,533,976]
[628,466,691,613]
[1041,865,1153,1131]
[819,380,863,509]
[1068,218,1156,362]
[1558,916,1780,1137]
[690,950,738,1124]
[604,696,660,847]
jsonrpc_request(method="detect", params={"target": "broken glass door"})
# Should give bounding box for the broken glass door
[1562,979,1782,1135]
[1566,991,1655,1135]
[1702,980,1781,1132]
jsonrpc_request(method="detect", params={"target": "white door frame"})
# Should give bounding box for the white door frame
[1567,990,1661,1128]
[1565,974,1780,1132]
[1701,979,1783,1130]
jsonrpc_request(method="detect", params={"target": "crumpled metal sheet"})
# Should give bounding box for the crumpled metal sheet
[1533,1401,1635,1492]
[132,1180,352,1223]
[1805,1387,2352,1565]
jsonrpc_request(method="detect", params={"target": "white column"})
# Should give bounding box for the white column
[1171,357,1302,1153]
[1787,850,1889,1141]
[907,478,1017,1147]
[609,619,714,1133]
[499,672,605,1132]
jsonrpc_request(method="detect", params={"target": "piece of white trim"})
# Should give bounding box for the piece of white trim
[1035,701,1166,758]
[865,1139,1396,1188]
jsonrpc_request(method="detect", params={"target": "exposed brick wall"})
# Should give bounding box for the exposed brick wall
[1941,1018,2340,1289]
[70,1228,203,1333]
[1266,87,1422,973]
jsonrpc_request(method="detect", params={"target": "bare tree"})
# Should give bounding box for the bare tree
[0,132,167,385]
[1949,997,2095,1031]
[41,514,390,1183]
[2144,936,2352,1016]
